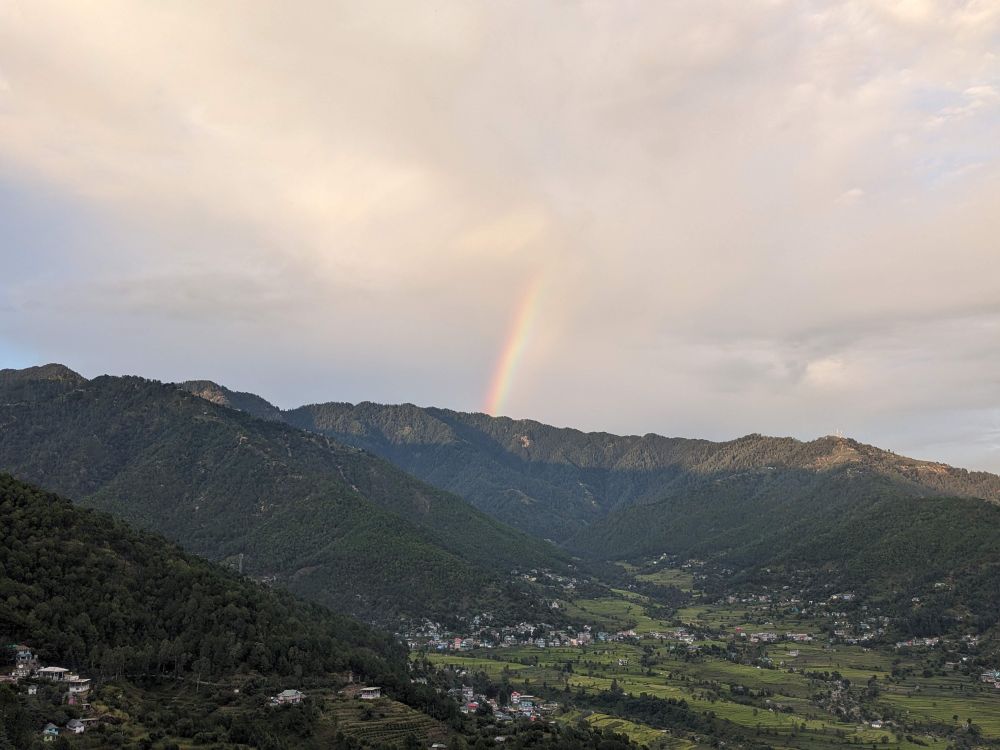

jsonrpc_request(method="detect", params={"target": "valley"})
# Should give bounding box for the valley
[3,364,1000,749]
[413,559,1000,750]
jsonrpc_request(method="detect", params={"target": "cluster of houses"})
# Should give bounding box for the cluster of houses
[894,636,942,649]
[269,685,382,707]
[639,628,694,644]
[979,670,1000,688]
[3,644,95,742]
[515,569,581,592]
[449,686,557,722]
[269,688,306,706]
[405,620,644,653]
[2,646,91,696]
[731,628,814,644]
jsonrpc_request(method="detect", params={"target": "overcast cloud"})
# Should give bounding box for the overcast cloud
[1,1,999,471]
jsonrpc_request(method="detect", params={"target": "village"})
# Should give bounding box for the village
[400,618,653,653]
[1,643,95,741]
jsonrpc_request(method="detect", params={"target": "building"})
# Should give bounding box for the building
[66,676,91,694]
[66,719,85,734]
[360,686,382,700]
[274,689,304,705]
[37,667,70,681]
[27,685,38,695]
[42,723,59,742]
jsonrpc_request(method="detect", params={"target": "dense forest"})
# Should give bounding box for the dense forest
[0,476,644,749]
[577,475,1000,634]
[0,365,568,626]
[181,386,1000,544]
[0,473,407,680]
[0,472,483,748]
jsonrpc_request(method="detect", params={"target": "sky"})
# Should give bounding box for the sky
[1,1,999,472]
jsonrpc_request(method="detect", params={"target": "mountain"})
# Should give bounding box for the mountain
[177,387,1000,627]
[0,472,636,750]
[182,379,284,422]
[0,472,443,748]
[0,473,402,680]
[573,470,1000,628]
[0,366,570,626]
[194,393,1000,544]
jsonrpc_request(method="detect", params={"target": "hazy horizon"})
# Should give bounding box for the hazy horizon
[2,1,999,472]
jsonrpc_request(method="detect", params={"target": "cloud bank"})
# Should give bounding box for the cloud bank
[1,1,999,470]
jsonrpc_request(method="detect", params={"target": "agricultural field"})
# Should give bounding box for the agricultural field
[417,566,1000,750]
[320,693,450,747]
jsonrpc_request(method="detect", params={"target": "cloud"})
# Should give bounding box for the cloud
[0,0,999,471]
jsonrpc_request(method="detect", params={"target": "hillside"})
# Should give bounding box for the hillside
[170,386,1000,627]
[183,390,1000,543]
[0,366,570,626]
[0,472,443,748]
[0,473,403,681]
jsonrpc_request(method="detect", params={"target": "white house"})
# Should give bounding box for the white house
[66,718,85,734]
[37,667,69,681]
[360,686,382,700]
[66,676,91,694]
[274,689,304,705]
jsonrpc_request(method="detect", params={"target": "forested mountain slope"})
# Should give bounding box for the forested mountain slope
[572,470,1000,628]
[0,473,403,680]
[0,366,568,625]
[0,472,436,748]
[169,383,1000,629]
[177,387,1000,542]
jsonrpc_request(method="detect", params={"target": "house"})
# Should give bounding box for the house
[27,684,38,695]
[274,689,304,705]
[360,686,382,700]
[66,676,91,694]
[42,723,59,742]
[870,720,883,729]
[37,667,70,681]
[66,718,85,734]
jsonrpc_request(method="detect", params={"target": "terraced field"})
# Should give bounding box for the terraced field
[322,694,450,746]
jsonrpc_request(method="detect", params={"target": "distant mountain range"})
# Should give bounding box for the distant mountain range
[177,380,1000,527]
[5,363,1000,633]
[0,365,569,626]
[173,380,1000,625]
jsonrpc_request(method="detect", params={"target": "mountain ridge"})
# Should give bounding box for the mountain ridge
[173,380,1000,542]
[0,366,570,627]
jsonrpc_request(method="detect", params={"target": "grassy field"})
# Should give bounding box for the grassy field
[561,708,683,747]
[634,568,696,591]
[418,574,1000,750]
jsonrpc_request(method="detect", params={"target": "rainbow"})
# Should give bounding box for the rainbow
[483,277,542,416]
